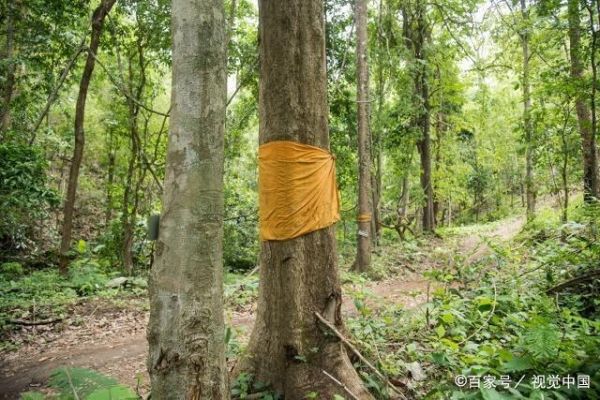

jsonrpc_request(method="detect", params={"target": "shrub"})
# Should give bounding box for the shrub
[0,143,59,258]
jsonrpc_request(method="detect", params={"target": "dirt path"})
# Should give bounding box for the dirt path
[0,216,524,399]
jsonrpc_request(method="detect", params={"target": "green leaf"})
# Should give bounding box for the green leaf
[436,325,446,338]
[441,312,455,324]
[480,388,511,400]
[499,356,533,372]
[86,385,137,400]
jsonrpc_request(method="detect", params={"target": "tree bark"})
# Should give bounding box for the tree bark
[147,0,228,397]
[236,1,372,398]
[354,0,372,272]
[569,0,599,202]
[0,0,16,133]
[403,3,435,233]
[520,0,536,220]
[58,0,117,273]
[105,131,115,226]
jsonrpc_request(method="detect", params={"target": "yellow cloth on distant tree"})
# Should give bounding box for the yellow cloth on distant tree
[258,140,340,241]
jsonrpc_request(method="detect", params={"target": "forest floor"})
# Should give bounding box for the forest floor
[0,216,524,399]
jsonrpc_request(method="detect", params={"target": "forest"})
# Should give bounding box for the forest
[0,0,599,399]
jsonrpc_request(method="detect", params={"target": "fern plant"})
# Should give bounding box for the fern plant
[22,368,137,400]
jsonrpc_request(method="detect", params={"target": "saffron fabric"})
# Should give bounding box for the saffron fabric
[258,140,340,241]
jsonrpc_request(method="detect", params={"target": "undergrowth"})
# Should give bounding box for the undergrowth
[347,200,600,399]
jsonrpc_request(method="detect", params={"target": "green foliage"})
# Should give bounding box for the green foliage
[0,269,76,332]
[231,373,278,400]
[68,258,109,296]
[46,367,136,399]
[1,262,24,279]
[0,143,59,257]
[347,207,600,399]
[20,393,45,400]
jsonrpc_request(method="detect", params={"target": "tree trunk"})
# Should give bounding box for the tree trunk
[121,38,147,275]
[403,3,435,233]
[416,69,435,232]
[58,0,116,273]
[354,0,372,272]
[105,131,115,226]
[561,138,569,223]
[0,0,16,133]
[147,0,228,397]
[521,0,536,220]
[236,1,372,398]
[570,0,599,202]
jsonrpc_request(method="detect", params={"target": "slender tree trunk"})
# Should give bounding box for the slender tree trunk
[147,0,228,397]
[571,0,600,202]
[521,0,536,220]
[105,132,115,226]
[0,1,16,133]
[236,1,372,397]
[58,0,116,273]
[371,0,387,246]
[354,0,372,272]
[416,67,435,232]
[121,39,146,275]
[403,4,435,232]
[561,130,569,223]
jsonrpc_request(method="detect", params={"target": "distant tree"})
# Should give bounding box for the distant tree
[520,0,537,220]
[402,1,436,232]
[354,0,373,272]
[59,0,117,273]
[568,0,599,202]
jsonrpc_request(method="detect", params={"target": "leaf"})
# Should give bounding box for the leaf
[436,325,446,338]
[499,356,533,372]
[477,297,494,312]
[480,388,511,400]
[441,312,455,324]
[19,393,45,400]
[431,352,449,366]
[86,385,137,400]
[440,338,459,351]
[76,240,87,254]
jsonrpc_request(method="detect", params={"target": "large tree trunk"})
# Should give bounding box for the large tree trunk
[569,0,599,202]
[146,0,228,397]
[236,1,372,398]
[58,0,116,273]
[354,0,372,272]
[521,0,536,220]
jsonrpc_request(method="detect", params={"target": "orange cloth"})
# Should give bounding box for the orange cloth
[357,213,372,222]
[259,140,340,241]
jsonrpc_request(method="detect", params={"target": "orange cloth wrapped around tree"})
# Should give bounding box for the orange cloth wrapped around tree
[258,140,340,241]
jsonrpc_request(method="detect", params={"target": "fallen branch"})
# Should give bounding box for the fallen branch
[314,312,407,399]
[547,269,600,294]
[322,369,360,400]
[9,317,63,326]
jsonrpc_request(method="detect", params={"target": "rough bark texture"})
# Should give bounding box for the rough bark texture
[568,0,599,202]
[236,1,372,398]
[147,0,228,398]
[520,0,536,220]
[355,0,372,272]
[0,0,16,133]
[402,3,435,233]
[58,0,116,273]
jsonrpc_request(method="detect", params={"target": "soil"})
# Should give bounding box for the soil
[0,216,524,399]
